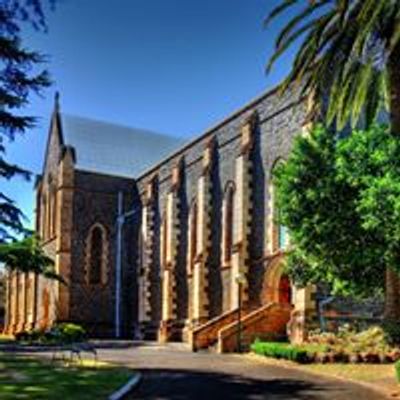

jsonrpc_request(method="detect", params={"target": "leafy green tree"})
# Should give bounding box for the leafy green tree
[0,235,62,282]
[1,0,53,242]
[274,124,400,314]
[267,0,400,321]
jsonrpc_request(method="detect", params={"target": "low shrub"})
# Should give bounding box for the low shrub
[250,340,310,364]
[383,320,400,346]
[395,360,400,383]
[55,323,86,343]
[14,323,86,345]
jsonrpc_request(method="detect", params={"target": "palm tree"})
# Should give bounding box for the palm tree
[266,0,400,320]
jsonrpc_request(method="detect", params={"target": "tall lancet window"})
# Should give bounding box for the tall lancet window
[85,223,108,285]
[222,182,235,266]
[50,185,57,237]
[40,194,47,240]
[160,211,168,270]
[270,159,288,251]
[187,200,198,274]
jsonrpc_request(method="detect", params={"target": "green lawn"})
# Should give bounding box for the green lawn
[248,353,399,396]
[0,353,134,399]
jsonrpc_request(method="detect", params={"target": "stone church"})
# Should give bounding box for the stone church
[3,86,318,351]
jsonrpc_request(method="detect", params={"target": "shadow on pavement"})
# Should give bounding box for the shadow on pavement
[129,368,337,400]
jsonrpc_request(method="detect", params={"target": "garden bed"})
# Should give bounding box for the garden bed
[14,323,86,346]
[251,326,400,364]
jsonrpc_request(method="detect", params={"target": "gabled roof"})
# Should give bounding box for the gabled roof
[55,113,186,179]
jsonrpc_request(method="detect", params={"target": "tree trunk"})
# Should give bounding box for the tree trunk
[389,42,400,135]
[384,42,400,321]
[384,269,400,320]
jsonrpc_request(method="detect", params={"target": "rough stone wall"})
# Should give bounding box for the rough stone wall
[136,87,307,339]
[3,109,66,334]
[69,170,137,338]
[4,86,308,340]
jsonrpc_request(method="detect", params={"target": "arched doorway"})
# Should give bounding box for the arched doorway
[262,256,293,306]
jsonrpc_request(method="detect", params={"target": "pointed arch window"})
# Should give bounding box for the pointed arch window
[187,200,198,274]
[50,186,57,237]
[40,194,47,240]
[270,160,288,251]
[85,223,108,285]
[160,212,168,270]
[47,184,57,238]
[277,207,288,249]
[222,182,235,266]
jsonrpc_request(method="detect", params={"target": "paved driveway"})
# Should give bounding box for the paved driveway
[96,342,386,400]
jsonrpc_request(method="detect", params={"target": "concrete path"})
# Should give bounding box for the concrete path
[95,342,386,400]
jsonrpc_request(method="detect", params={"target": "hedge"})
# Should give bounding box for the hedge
[15,323,86,345]
[250,341,310,364]
[395,360,400,383]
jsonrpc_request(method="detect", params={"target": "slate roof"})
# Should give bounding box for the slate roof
[60,114,187,178]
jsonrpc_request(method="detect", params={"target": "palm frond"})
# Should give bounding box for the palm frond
[352,0,386,57]
[389,17,400,54]
[364,70,384,128]
[266,0,400,130]
[264,0,301,28]
[351,62,374,127]
[267,18,322,74]
[275,0,332,50]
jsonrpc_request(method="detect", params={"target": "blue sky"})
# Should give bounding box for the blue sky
[4,0,299,228]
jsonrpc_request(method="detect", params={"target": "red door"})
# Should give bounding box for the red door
[278,275,292,305]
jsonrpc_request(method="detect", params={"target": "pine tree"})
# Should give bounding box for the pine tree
[0,0,53,242]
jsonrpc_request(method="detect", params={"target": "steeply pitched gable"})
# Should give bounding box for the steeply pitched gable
[60,114,186,178]
[42,92,64,179]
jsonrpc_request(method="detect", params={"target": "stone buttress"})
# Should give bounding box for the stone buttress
[230,114,257,310]
[138,176,159,339]
[191,139,216,326]
[54,145,75,323]
[159,161,183,342]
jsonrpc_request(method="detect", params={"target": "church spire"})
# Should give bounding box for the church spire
[54,91,60,113]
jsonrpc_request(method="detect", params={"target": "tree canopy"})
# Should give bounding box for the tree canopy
[0,0,52,242]
[274,124,400,298]
[265,0,400,131]
[0,235,62,282]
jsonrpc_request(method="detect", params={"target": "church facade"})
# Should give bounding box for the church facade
[3,86,317,350]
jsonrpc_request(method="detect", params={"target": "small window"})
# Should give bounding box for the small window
[86,224,108,285]
[89,227,103,284]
